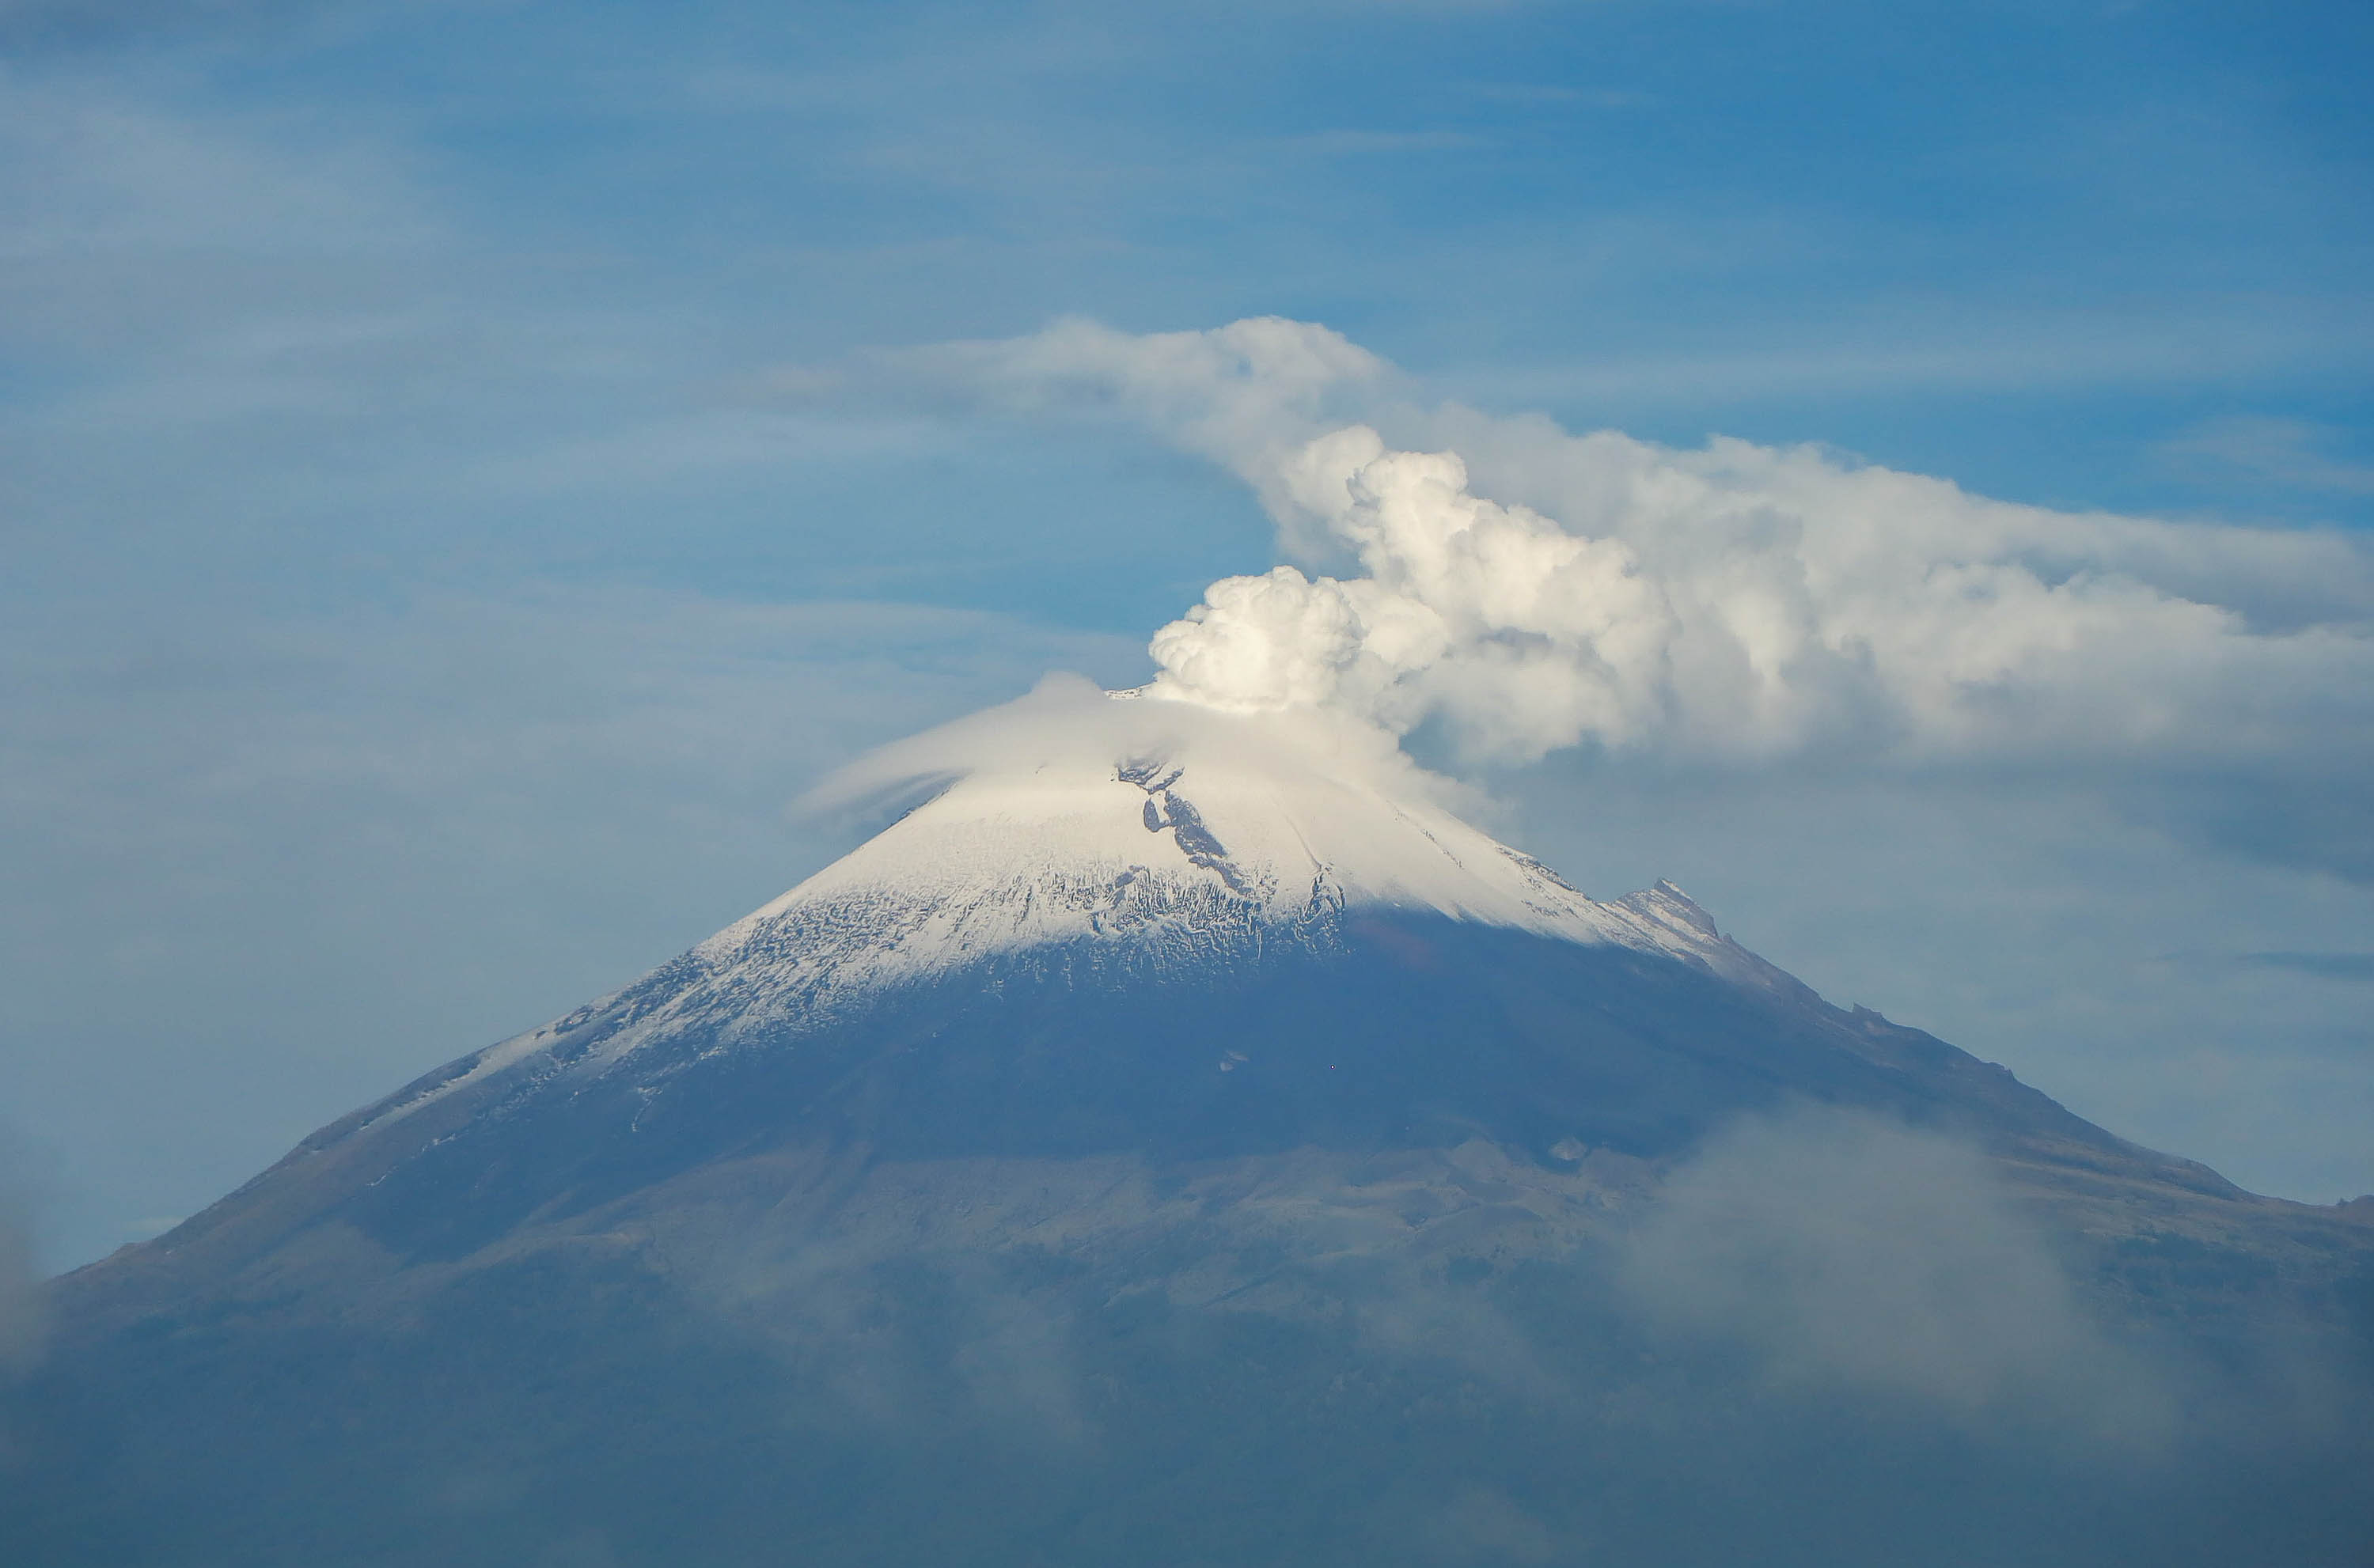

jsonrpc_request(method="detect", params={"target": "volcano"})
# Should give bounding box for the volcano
[12,698,2373,1567]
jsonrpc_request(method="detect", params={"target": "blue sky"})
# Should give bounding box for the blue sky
[4,0,2371,1269]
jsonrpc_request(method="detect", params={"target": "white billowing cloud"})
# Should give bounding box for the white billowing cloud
[908,318,2374,768]
[1148,428,1679,757]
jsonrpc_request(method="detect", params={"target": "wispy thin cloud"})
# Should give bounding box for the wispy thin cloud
[2239,951,2374,983]
[2161,416,2374,497]
[1287,128,1495,156]
[0,79,442,260]
[1444,305,2374,405]
[1463,81,1653,109]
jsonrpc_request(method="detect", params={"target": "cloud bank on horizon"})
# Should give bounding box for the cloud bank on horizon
[851,316,2374,780]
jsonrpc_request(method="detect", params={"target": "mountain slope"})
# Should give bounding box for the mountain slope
[13,725,2373,1568]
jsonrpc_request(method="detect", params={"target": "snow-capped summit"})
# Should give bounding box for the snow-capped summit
[704,734,1720,987]
[359,707,1766,1132]
[344,687,1795,1138]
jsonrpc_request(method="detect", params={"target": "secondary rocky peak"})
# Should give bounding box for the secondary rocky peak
[1617,879,1722,940]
